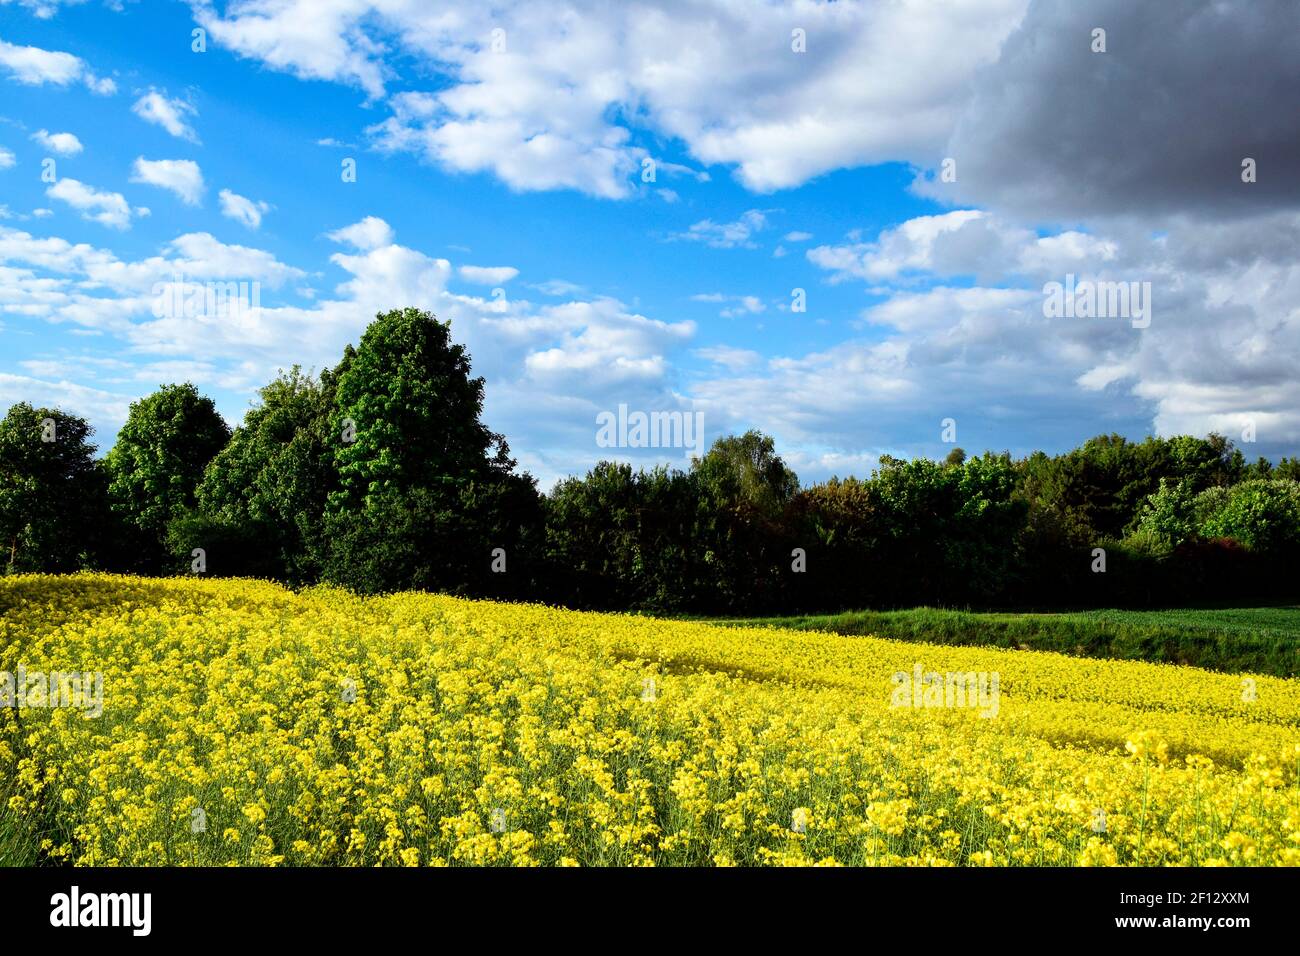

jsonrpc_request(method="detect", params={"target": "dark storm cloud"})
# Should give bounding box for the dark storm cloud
[935,0,1300,222]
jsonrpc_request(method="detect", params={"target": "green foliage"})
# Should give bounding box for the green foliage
[1197,479,1300,554]
[1132,478,1199,552]
[0,404,107,573]
[799,453,1023,606]
[329,307,510,512]
[1018,433,1240,541]
[713,605,1300,677]
[105,383,230,568]
[163,512,283,578]
[687,431,798,612]
[322,308,538,594]
[192,366,341,583]
[544,462,699,611]
[692,430,799,516]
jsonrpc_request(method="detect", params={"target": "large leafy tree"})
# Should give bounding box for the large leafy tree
[690,430,799,611]
[0,403,109,573]
[1198,479,1300,555]
[329,308,511,508]
[323,308,540,594]
[105,383,230,569]
[181,365,345,580]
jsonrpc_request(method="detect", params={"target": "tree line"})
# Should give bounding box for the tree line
[4,307,1299,611]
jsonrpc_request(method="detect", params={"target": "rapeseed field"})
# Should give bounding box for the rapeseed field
[1,574,1296,866]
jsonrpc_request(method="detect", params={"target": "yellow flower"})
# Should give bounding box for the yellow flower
[0,572,1296,868]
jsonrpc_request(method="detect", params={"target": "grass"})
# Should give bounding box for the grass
[708,606,1300,677]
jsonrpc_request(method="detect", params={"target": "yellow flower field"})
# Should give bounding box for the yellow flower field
[1,573,1297,866]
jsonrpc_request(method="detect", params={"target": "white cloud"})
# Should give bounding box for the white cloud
[809,210,1127,289]
[458,264,519,285]
[720,296,765,318]
[521,298,694,387]
[194,0,1030,197]
[218,189,272,229]
[30,129,82,155]
[671,210,768,249]
[132,90,200,142]
[130,157,205,205]
[325,216,395,251]
[531,278,583,297]
[1,0,92,20]
[0,147,14,169]
[0,372,132,432]
[808,210,987,282]
[45,178,135,229]
[694,292,765,318]
[694,345,761,370]
[0,37,114,94]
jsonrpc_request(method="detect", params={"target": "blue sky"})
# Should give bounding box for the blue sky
[2,0,1297,487]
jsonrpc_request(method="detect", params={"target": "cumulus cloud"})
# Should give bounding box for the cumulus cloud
[715,207,1300,470]
[0,37,114,94]
[130,157,205,205]
[30,129,83,155]
[809,210,1120,286]
[325,216,394,250]
[0,372,133,433]
[218,189,271,229]
[132,90,200,142]
[45,178,137,229]
[194,0,1029,197]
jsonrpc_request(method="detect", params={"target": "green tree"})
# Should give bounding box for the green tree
[0,403,108,572]
[1132,478,1200,552]
[188,366,343,580]
[692,430,799,516]
[1197,479,1300,554]
[323,308,539,594]
[690,431,799,611]
[105,384,230,569]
